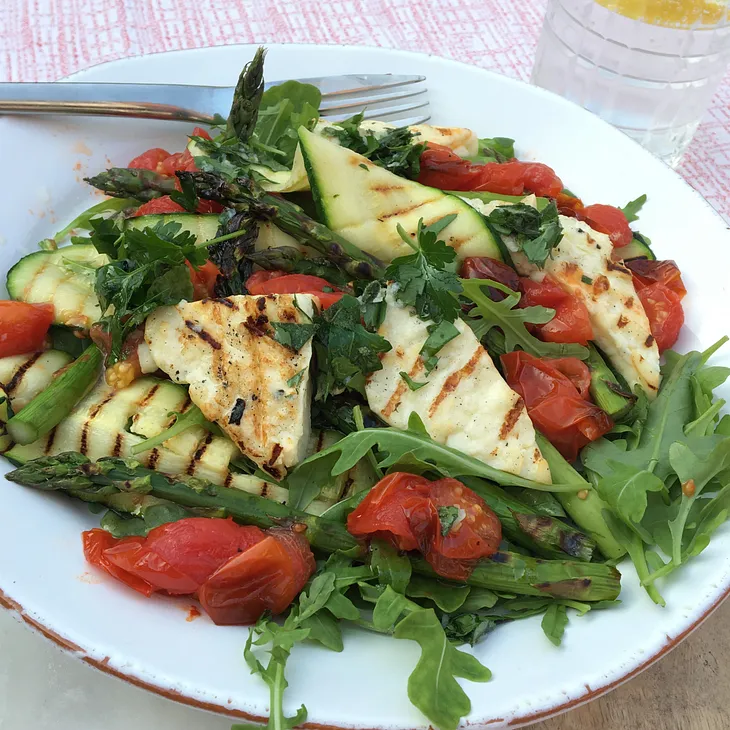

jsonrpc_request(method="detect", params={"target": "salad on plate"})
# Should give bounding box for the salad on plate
[2,47,728,730]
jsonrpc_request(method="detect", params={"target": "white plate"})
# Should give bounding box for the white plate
[1,43,729,730]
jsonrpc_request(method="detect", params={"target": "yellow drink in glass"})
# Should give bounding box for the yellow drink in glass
[531,0,730,165]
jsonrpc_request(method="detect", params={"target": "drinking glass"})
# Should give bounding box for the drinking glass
[531,0,730,167]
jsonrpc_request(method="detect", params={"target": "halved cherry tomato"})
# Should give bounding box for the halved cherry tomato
[245,271,344,309]
[83,529,156,597]
[85,519,265,596]
[417,145,564,199]
[159,149,198,176]
[519,162,564,198]
[473,161,527,195]
[0,301,54,357]
[347,473,501,581]
[459,257,520,301]
[545,357,592,399]
[577,204,633,248]
[346,472,433,552]
[417,144,486,190]
[191,126,212,141]
[198,527,316,625]
[426,478,502,581]
[626,259,686,300]
[501,351,613,461]
[634,281,684,353]
[128,148,170,171]
[187,260,221,300]
[519,276,593,345]
[133,196,222,217]
[554,192,584,217]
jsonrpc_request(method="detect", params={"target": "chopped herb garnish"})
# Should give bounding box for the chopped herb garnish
[581,275,593,285]
[400,371,428,391]
[359,163,369,171]
[287,369,307,391]
[487,201,563,268]
[438,505,461,536]
[387,216,463,325]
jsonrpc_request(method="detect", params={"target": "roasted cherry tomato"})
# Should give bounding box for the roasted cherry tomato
[85,519,265,596]
[417,144,564,199]
[519,276,593,345]
[83,529,157,597]
[459,257,520,301]
[425,478,502,581]
[0,301,54,357]
[198,527,315,625]
[626,259,686,300]
[346,472,433,551]
[577,204,633,248]
[187,260,221,300]
[554,192,584,216]
[133,196,222,217]
[501,351,613,461]
[128,148,171,171]
[347,472,501,581]
[545,357,592,399]
[518,162,564,198]
[417,144,486,190]
[245,271,344,309]
[634,281,684,353]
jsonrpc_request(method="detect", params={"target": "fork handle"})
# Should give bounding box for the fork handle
[0,83,219,123]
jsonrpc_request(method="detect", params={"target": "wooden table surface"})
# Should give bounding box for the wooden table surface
[526,597,730,730]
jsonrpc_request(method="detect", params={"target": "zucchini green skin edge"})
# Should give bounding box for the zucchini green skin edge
[6,245,106,327]
[126,214,220,243]
[7,345,103,445]
[298,126,503,263]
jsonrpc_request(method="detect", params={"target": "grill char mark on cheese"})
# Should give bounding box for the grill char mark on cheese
[184,319,222,350]
[428,348,483,418]
[499,397,525,440]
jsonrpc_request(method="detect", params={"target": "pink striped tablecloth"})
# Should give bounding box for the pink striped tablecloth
[1,0,728,219]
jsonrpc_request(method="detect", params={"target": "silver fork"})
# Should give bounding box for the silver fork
[0,74,430,126]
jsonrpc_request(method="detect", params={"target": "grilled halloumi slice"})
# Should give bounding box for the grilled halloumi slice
[510,215,661,397]
[144,294,316,479]
[365,291,552,483]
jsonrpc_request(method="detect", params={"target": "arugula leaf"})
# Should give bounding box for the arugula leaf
[372,585,421,631]
[592,466,665,539]
[468,136,515,164]
[324,114,425,178]
[394,609,491,730]
[406,575,470,613]
[667,438,730,566]
[130,404,221,455]
[287,420,576,498]
[462,277,589,360]
[487,201,563,268]
[99,502,192,538]
[441,613,497,646]
[370,539,412,594]
[240,615,310,730]
[540,602,569,646]
[387,217,463,324]
[48,197,135,245]
[255,80,321,166]
[620,194,647,223]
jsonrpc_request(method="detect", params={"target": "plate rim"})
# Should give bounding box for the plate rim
[2,40,729,730]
